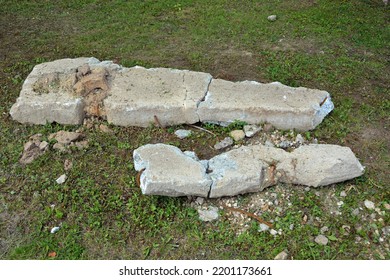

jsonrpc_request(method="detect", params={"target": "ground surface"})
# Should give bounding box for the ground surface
[0,0,389,260]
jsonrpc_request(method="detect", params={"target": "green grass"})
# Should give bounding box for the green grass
[0,0,389,260]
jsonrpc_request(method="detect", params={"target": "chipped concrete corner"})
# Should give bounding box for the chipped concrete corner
[133,143,365,198]
[10,57,334,131]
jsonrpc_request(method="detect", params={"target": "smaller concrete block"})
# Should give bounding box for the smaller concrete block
[277,144,365,187]
[208,146,269,198]
[133,144,211,197]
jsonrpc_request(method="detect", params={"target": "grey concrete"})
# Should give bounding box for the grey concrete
[133,144,212,197]
[10,57,120,124]
[104,66,212,127]
[277,144,365,187]
[207,146,270,198]
[132,143,364,198]
[10,57,334,131]
[197,80,334,131]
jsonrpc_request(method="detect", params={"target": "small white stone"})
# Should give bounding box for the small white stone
[289,224,294,230]
[340,191,347,197]
[258,223,270,232]
[337,201,344,207]
[270,229,278,236]
[175,129,192,139]
[56,174,67,184]
[364,200,375,210]
[267,15,277,21]
[351,208,360,216]
[50,226,60,234]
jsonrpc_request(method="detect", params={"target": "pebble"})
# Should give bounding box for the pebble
[274,250,288,260]
[267,15,277,21]
[278,140,291,149]
[304,187,311,192]
[198,206,219,222]
[229,130,245,141]
[320,226,329,234]
[195,197,204,205]
[270,229,278,236]
[56,174,67,184]
[214,137,233,150]
[337,201,344,207]
[50,226,60,234]
[258,223,270,232]
[340,191,347,197]
[39,141,49,151]
[314,235,329,246]
[175,129,192,139]
[289,224,294,230]
[384,203,390,211]
[243,125,261,138]
[364,200,375,210]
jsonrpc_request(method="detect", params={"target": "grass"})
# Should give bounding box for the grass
[0,0,389,260]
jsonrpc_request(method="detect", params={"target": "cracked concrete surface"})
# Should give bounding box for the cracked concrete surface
[10,57,334,131]
[133,143,364,198]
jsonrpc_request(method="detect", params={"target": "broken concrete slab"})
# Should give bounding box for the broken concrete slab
[132,143,364,198]
[10,58,334,131]
[10,57,120,125]
[104,66,212,127]
[277,144,365,187]
[197,80,334,131]
[133,144,212,197]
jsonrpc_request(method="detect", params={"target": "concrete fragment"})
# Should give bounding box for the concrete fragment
[214,137,233,150]
[198,206,219,222]
[277,144,365,187]
[274,250,288,260]
[267,15,277,21]
[207,146,270,198]
[364,200,375,210]
[229,130,245,141]
[104,67,212,127]
[243,124,261,137]
[315,235,329,245]
[175,129,192,139]
[56,174,67,184]
[49,131,82,145]
[198,79,334,131]
[133,144,211,197]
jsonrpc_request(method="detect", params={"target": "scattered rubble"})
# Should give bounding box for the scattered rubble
[19,134,49,164]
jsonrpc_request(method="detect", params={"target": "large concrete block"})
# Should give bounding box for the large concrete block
[277,144,365,187]
[133,144,212,197]
[198,80,334,131]
[104,67,212,127]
